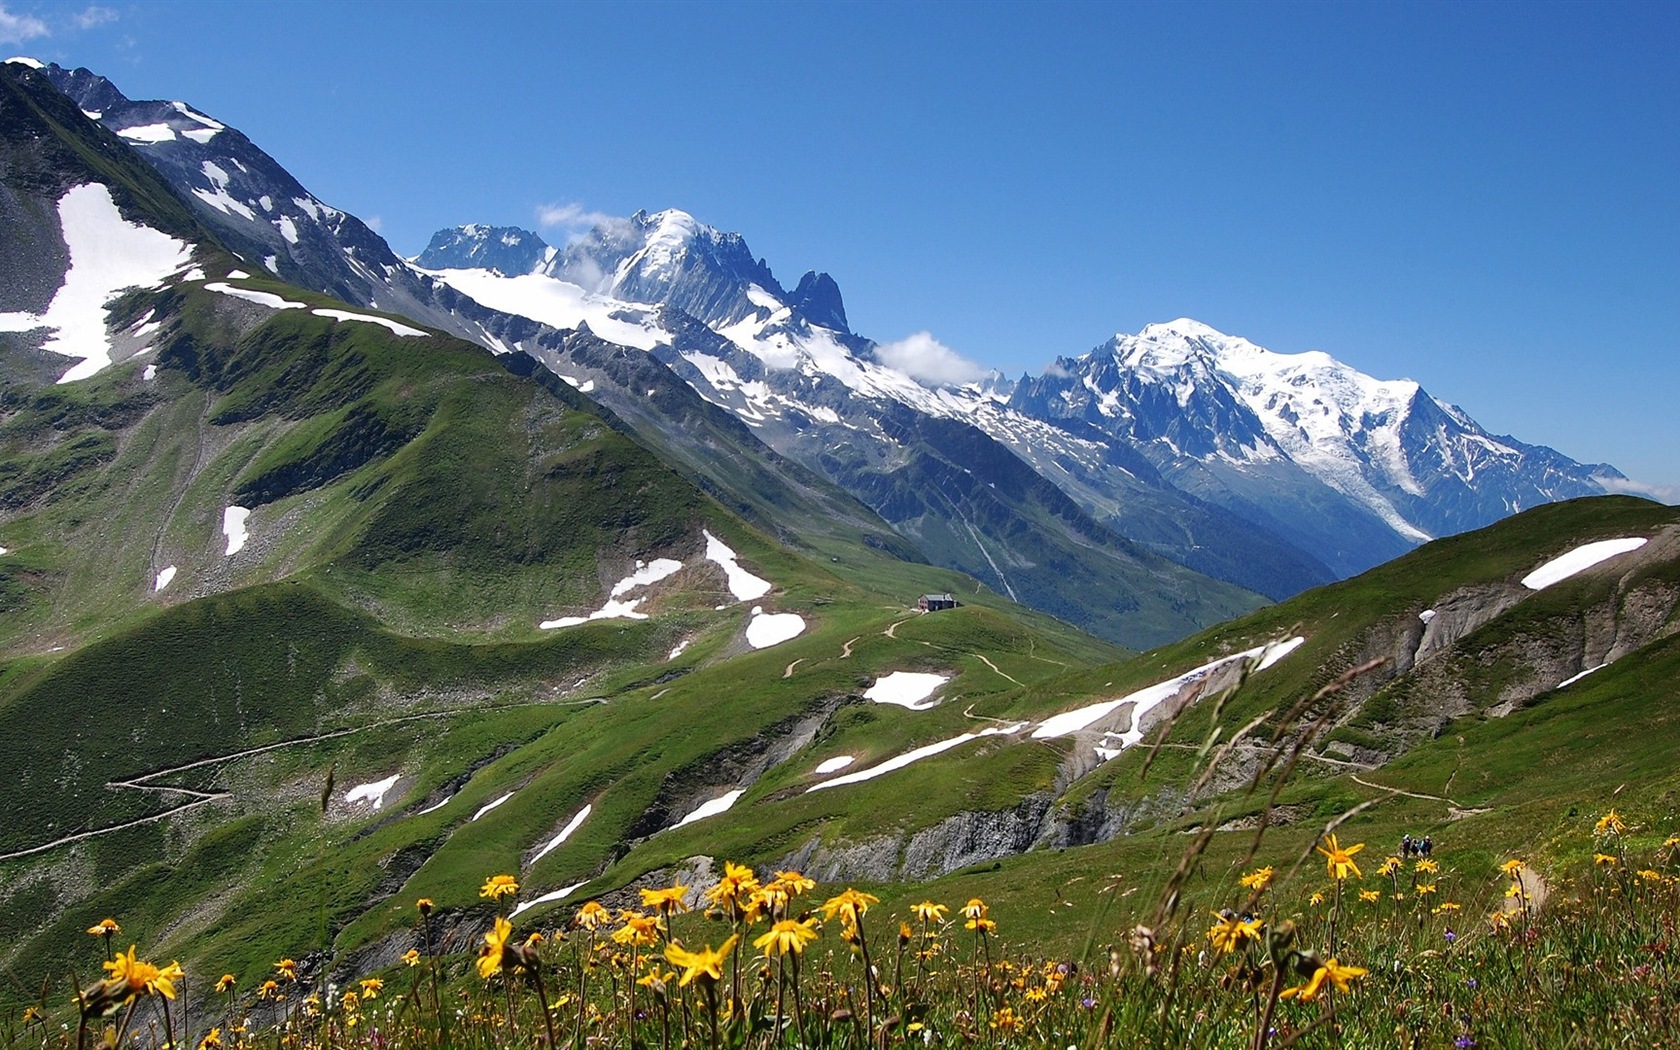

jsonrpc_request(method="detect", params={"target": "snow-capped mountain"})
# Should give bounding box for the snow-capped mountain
[22,59,1626,644]
[1010,319,1622,575]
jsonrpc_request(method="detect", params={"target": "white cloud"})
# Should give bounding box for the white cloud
[875,331,986,387]
[363,214,383,233]
[1594,474,1680,506]
[536,202,618,232]
[0,4,49,44]
[73,5,116,29]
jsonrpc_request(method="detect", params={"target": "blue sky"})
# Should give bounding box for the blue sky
[6,0,1677,496]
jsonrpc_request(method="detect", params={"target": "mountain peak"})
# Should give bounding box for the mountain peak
[416,224,551,275]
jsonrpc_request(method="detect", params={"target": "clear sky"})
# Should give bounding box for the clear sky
[6,0,1677,497]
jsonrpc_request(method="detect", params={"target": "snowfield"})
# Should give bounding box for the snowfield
[311,308,427,337]
[807,724,1026,793]
[510,881,589,920]
[864,671,949,710]
[530,804,591,866]
[0,184,192,384]
[704,530,772,600]
[205,282,305,311]
[1032,636,1305,747]
[472,791,514,821]
[673,789,744,828]
[222,507,250,555]
[813,755,855,775]
[345,773,401,810]
[745,607,804,649]
[1521,538,1647,591]
[153,566,176,592]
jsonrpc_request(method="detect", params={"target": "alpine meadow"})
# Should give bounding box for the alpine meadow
[2,24,1678,1050]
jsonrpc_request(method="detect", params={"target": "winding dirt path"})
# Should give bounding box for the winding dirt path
[783,658,804,679]
[972,653,1023,686]
[1349,772,1481,813]
[840,637,859,659]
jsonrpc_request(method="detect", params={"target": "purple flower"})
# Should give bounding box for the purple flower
[1444,927,1457,943]
[1455,1036,1476,1049]
[1080,997,1096,1010]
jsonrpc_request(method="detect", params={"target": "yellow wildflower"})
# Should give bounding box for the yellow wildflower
[1416,883,1437,897]
[416,897,434,915]
[1309,892,1326,907]
[86,918,121,938]
[771,870,816,898]
[822,888,880,927]
[402,949,421,967]
[1594,853,1618,867]
[664,934,738,986]
[754,918,819,957]
[1206,911,1263,954]
[640,882,691,914]
[479,874,519,901]
[1280,957,1367,1002]
[1317,833,1364,880]
[1499,859,1525,878]
[198,1028,223,1050]
[1594,809,1626,837]
[478,916,513,979]
[102,946,182,1001]
[1414,858,1439,874]
[1239,866,1274,892]
[359,978,382,999]
[612,912,662,947]
[1358,889,1381,903]
[1376,856,1402,877]
[912,901,948,924]
[962,898,988,921]
[274,958,298,981]
[575,900,611,931]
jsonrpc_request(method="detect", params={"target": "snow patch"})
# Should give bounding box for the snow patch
[1556,664,1605,690]
[345,773,401,810]
[813,755,855,775]
[117,123,176,143]
[221,506,250,555]
[668,640,690,661]
[863,671,949,710]
[0,184,192,383]
[472,791,514,821]
[610,558,683,597]
[5,56,44,69]
[530,804,591,866]
[1418,609,1436,624]
[510,881,588,919]
[673,789,744,828]
[205,282,305,311]
[153,566,176,592]
[807,724,1026,793]
[1521,538,1647,591]
[312,308,427,337]
[1033,636,1305,748]
[142,363,157,381]
[703,530,771,600]
[746,607,804,649]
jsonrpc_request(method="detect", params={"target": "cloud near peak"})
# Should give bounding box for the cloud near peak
[536,202,618,232]
[875,331,986,387]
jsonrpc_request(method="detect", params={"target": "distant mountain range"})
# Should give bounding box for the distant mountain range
[30,59,1622,646]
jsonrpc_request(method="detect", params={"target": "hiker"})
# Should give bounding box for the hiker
[1422,835,1433,858]
[1401,834,1413,858]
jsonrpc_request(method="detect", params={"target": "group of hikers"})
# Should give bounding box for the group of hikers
[1400,832,1434,858]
